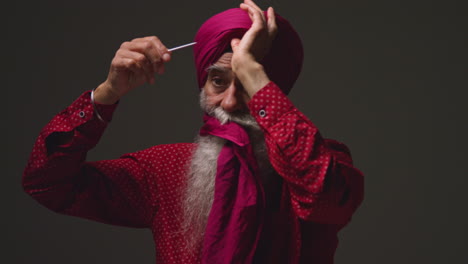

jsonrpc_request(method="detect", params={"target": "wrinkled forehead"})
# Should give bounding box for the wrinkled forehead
[208,53,233,70]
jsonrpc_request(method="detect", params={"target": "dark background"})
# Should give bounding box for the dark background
[6,0,467,263]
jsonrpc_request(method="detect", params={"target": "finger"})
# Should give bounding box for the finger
[118,49,154,84]
[244,0,263,14]
[122,40,158,64]
[113,56,147,84]
[129,40,164,74]
[240,3,250,14]
[244,0,265,23]
[142,36,171,62]
[267,7,278,38]
[240,4,265,31]
[134,36,169,54]
[145,37,171,75]
[240,3,265,25]
[162,52,171,62]
[230,38,241,53]
[237,5,266,53]
[128,37,170,73]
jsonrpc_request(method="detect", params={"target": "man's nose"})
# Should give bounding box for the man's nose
[221,83,243,113]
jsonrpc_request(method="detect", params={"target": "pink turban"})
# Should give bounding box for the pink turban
[193,8,303,95]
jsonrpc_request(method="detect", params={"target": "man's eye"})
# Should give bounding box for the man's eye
[212,77,225,86]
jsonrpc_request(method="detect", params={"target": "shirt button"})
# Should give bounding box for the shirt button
[79,111,85,118]
[259,109,266,117]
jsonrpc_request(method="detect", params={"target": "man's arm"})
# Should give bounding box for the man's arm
[23,36,172,227]
[22,91,157,227]
[231,0,364,225]
[248,82,364,225]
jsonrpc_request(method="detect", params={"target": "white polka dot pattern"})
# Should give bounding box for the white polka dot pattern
[248,82,364,224]
[22,85,364,264]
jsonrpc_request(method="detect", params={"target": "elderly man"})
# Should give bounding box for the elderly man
[23,1,364,263]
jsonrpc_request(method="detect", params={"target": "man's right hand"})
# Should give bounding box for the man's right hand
[94,36,171,105]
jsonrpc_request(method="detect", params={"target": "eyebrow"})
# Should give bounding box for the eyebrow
[206,64,230,74]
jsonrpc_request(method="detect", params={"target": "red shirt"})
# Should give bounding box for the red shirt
[23,82,364,263]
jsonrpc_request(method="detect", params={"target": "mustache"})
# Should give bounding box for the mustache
[200,90,260,129]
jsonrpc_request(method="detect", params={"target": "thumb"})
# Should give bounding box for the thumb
[230,38,241,52]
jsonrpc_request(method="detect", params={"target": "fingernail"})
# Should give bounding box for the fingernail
[162,53,171,61]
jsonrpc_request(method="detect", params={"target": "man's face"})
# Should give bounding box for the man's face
[202,52,251,114]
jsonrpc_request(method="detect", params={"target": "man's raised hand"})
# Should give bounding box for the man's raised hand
[94,36,171,105]
[230,0,277,97]
[231,0,277,65]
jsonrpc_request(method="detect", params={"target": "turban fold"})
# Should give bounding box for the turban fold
[193,8,303,94]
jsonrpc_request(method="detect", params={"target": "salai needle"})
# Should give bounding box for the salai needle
[168,42,197,52]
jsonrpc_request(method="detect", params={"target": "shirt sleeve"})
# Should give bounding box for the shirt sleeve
[22,91,155,228]
[248,82,364,225]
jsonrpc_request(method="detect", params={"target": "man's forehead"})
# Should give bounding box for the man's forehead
[215,52,233,65]
[207,52,233,72]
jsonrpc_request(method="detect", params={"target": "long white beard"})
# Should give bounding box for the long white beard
[181,90,275,255]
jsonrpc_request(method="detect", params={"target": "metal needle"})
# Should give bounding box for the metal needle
[168,42,197,52]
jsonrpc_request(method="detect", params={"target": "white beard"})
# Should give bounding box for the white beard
[181,90,275,255]
[199,89,260,128]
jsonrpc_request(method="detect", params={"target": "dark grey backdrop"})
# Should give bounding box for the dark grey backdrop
[7,0,467,263]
